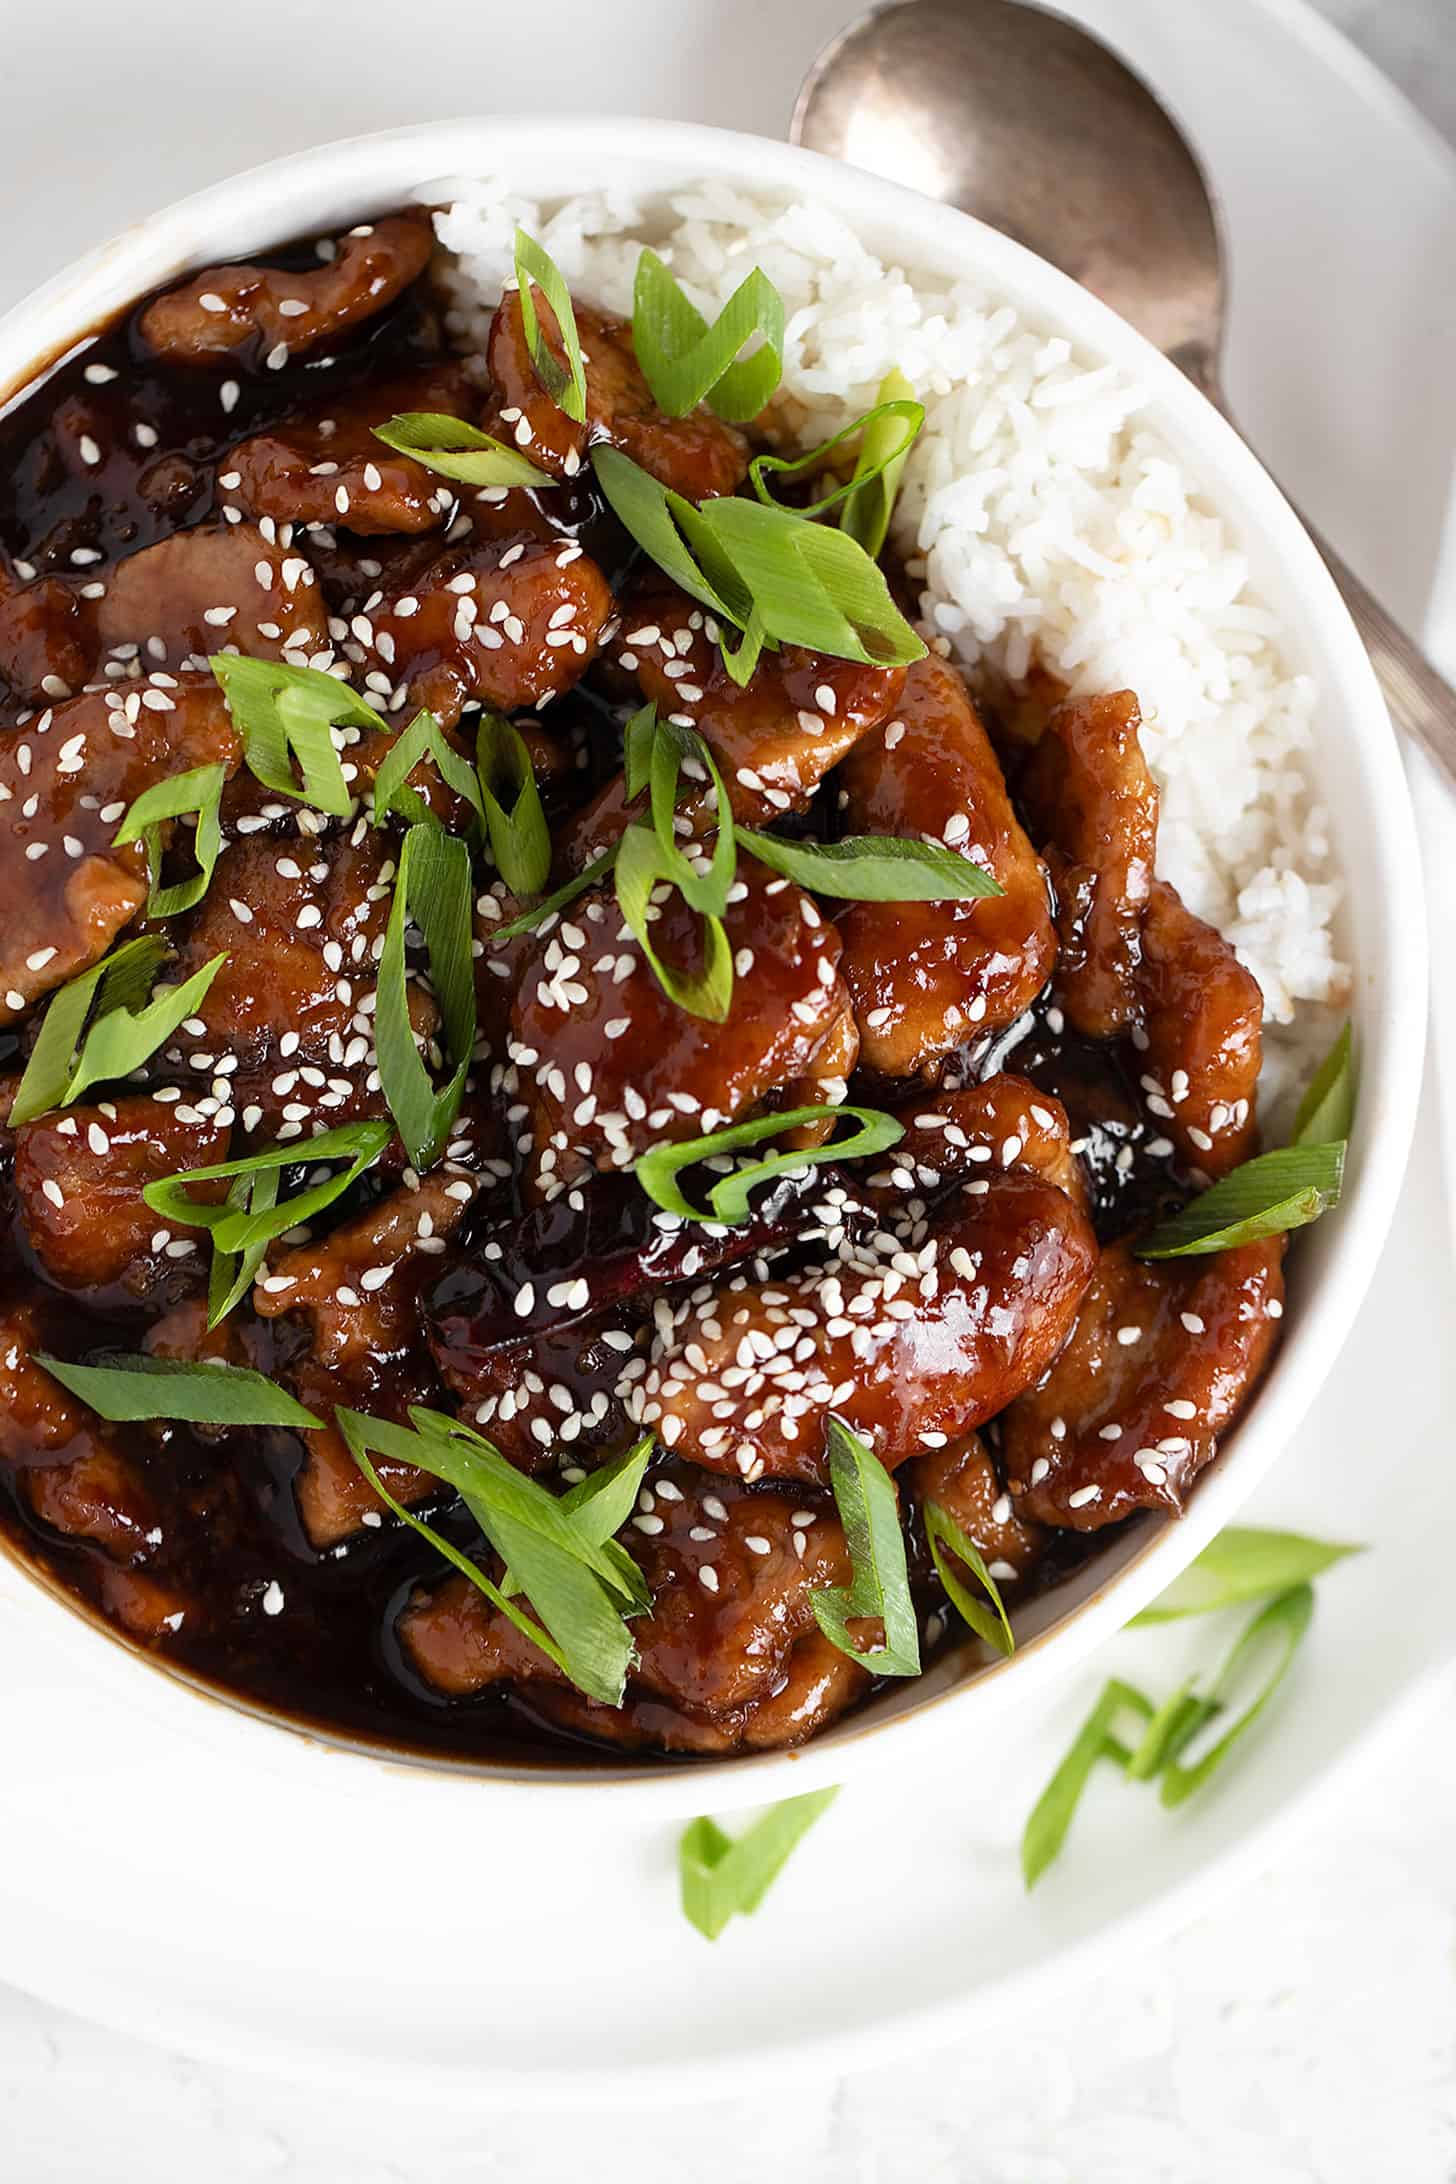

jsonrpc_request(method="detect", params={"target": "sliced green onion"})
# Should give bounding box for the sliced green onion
[371,707,486,832]
[1124,1681,1214,1782]
[487,849,615,943]
[613,820,734,1024]
[338,1406,642,1707]
[1159,1584,1314,1807]
[10,935,229,1129]
[1137,1143,1345,1259]
[35,1352,322,1429]
[1021,1678,1154,1889]
[701,496,926,669]
[748,392,923,524]
[1129,1525,1361,1625]
[840,367,921,556]
[499,1436,654,1614]
[64,950,229,1111]
[635,1104,903,1225]
[371,410,554,490]
[631,249,785,424]
[1291,1019,1355,1148]
[622,700,659,802]
[679,1788,839,1941]
[923,1500,1015,1657]
[210,654,384,817]
[112,762,227,919]
[142,1120,393,1309]
[811,1416,920,1678]
[513,229,587,425]
[10,935,168,1127]
[590,445,755,636]
[475,712,551,897]
[735,828,1003,902]
[206,1165,280,1328]
[649,717,736,918]
[375,820,476,1170]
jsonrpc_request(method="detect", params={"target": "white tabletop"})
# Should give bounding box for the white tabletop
[2,2,1454,2176]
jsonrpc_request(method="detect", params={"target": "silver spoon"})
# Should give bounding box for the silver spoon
[791,0,1456,784]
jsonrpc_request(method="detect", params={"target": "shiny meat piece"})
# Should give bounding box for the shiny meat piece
[484,293,749,501]
[615,588,907,823]
[398,1464,870,1752]
[227,364,472,535]
[0,677,242,1024]
[773,994,860,1148]
[137,214,434,368]
[906,1432,1046,1590]
[1019,690,1157,1037]
[162,828,405,1136]
[95,520,328,667]
[452,1315,641,1475]
[253,1171,482,1548]
[522,1628,866,1754]
[0,1305,155,1561]
[632,1172,1098,1485]
[836,655,1057,1074]
[1002,1236,1285,1529]
[1135,879,1263,1178]
[867,1076,1084,1212]
[0,573,96,704]
[356,535,613,727]
[506,856,851,1194]
[14,1095,228,1296]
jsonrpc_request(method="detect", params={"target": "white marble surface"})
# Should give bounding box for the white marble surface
[1,2,1454,2177]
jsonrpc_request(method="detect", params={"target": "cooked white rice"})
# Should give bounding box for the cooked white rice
[428,175,1347,1079]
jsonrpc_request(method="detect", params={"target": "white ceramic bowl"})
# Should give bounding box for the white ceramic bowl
[0,116,1427,1816]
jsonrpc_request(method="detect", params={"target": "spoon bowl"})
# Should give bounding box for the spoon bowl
[793,0,1223,366]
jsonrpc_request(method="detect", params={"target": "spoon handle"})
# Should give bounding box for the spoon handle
[1300,523,1456,787]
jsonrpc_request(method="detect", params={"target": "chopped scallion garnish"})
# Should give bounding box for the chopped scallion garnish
[679,1788,839,1941]
[635,1103,903,1225]
[735,828,1003,902]
[747,388,923,525]
[924,1500,1015,1657]
[1129,1525,1360,1625]
[370,707,485,833]
[487,849,615,942]
[1156,1584,1314,1807]
[648,716,736,919]
[475,712,551,898]
[371,409,555,490]
[613,819,735,1023]
[112,761,227,919]
[1291,1018,1355,1147]
[34,1352,323,1429]
[210,654,384,817]
[839,367,921,557]
[374,819,477,1170]
[631,249,785,424]
[1021,1677,1154,1889]
[10,937,229,1128]
[812,1417,921,1678]
[513,228,588,425]
[1135,1142,1345,1258]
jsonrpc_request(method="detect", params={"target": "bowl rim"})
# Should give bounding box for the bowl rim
[0,112,1428,1817]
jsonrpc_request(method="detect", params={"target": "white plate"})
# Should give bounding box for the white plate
[0,0,1451,2098]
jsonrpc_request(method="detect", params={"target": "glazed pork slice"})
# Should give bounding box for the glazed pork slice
[14,1094,229,1299]
[0,676,243,1024]
[1001,1235,1285,1529]
[160,825,409,1137]
[505,855,852,1196]
[0,1304,157,1564]
[484,292,749,501]
[354,534,613,726]
[94,519,329,668]
[906,1431,1048,1595]
[137,212,434,369]
[399,1463,872,1753]
[1133,879,1263,1179]
[226,363,473,535]
[252,1168,484,1547]
[0,569,97,705]
[864,1075,1086,1214]
[835,654,1057,1075]
[1018,689,1158,1039]
[613,587,908,824]
[631,1169,1097,1485]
